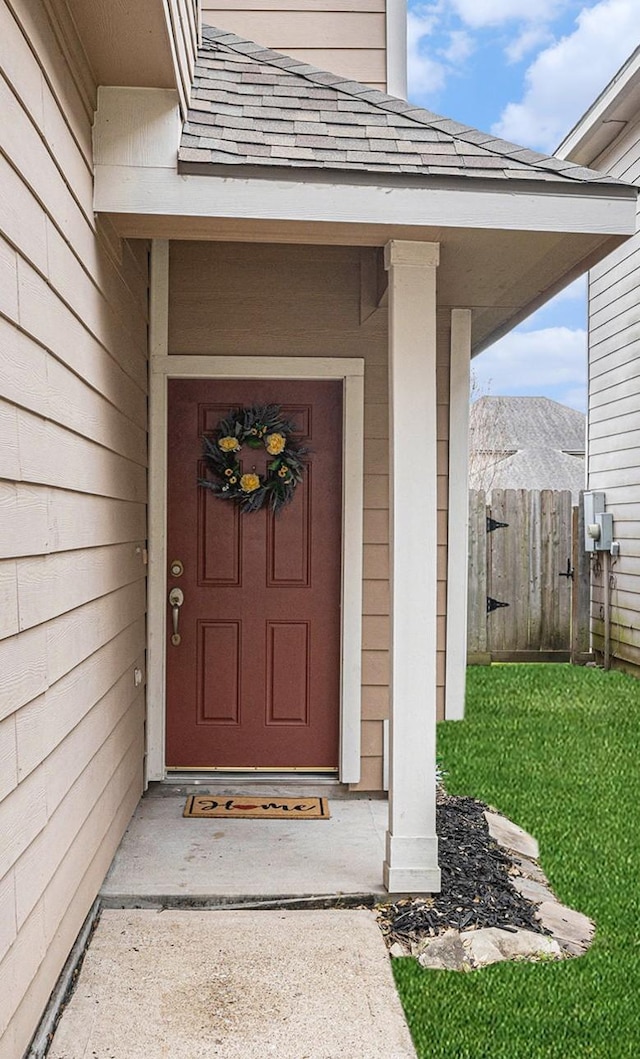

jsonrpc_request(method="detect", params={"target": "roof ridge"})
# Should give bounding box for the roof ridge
[198,24,618,185]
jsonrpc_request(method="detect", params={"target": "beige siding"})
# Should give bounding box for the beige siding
[203,1,387,90]
[0,2,148,1054]
[168,240,449,789]
[587,119,640,671]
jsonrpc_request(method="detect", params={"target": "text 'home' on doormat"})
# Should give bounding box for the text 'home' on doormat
[183,795,331,820]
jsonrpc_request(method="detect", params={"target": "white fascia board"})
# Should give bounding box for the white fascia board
[557,46,640,164]
[94,164,637,237]
[386,0,407,100]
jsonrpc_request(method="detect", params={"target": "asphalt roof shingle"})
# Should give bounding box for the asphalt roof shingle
[178,26,625,185]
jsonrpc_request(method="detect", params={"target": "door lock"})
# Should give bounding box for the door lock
[169,587,184,645]
[170,559,184,578]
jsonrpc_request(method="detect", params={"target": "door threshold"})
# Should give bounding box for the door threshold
[152,774,383,799]
[164,771,339,784]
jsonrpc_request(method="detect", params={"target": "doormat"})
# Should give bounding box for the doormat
[183,795,330,820]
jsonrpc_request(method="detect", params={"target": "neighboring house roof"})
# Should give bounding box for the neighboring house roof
[557,46,640,166]
[469,397,585,499]
[179,27,624,185]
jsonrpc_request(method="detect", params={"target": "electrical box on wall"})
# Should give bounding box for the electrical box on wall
[584,492,613,552]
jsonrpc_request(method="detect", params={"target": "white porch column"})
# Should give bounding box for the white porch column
[383,240,441,894]
[445,309,472,720]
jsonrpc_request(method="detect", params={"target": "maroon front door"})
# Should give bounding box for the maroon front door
[165,378,343,769]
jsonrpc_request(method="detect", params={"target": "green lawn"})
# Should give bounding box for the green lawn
[393,664,640,1059]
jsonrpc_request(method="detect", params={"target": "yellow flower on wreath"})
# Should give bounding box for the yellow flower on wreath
[265,432,286,455]
[219,435,240,452]
[240,473,261,493]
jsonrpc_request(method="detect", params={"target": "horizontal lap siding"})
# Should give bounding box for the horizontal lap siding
[203,2,387,89]
[588,120,640,672]
[0,2,148,1055]
[168,241,450,791]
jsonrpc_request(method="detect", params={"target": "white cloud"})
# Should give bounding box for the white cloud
[472,326,587,409]
[407,5,449,96]
[450,0,565,28]
[440,29,475,64]
[492,0,638,151]
[504,25,552,64]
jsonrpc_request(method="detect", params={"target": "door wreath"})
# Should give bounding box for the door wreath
[199,404,308,513]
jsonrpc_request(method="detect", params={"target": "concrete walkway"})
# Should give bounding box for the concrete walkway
[101,786,388,904]
[48,909,417,1058]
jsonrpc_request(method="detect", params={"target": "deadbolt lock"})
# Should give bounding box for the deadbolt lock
[170,559,184,577]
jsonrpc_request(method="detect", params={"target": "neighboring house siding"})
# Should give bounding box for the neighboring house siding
[203,1,387,90]
[0,2,148,1055]
[168,241,449,789]
[588,119,640,670]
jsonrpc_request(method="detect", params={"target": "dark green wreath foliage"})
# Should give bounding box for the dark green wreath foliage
[199,404,308,513]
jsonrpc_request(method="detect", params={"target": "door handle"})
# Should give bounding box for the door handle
[169,587,184,645]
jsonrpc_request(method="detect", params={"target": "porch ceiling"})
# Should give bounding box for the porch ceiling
[102,208,622,353]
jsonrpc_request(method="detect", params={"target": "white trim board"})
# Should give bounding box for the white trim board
[386,0,407,100]
[147,352,365,783]
[96,164,637,236]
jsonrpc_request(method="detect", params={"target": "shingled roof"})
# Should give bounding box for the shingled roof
[469,397,586,500]
[179,26,622,185]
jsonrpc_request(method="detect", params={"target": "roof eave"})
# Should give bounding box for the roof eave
[177,157,630,195]
[96,160,638,238]
[471,233,628,355]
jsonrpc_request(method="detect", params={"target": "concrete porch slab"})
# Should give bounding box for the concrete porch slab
[48,909,417,1059]
[101,787,389,904]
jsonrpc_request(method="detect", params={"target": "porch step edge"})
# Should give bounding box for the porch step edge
[99,892,385,911]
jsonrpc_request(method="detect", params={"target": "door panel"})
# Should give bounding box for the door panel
[166,378,343,768]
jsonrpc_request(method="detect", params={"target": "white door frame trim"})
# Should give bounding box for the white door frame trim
[146,249,365,781]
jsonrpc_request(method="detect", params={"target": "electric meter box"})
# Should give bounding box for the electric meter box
[584,492,607,552]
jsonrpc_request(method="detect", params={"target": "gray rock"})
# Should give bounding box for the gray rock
[511,875,556,906]
[535,901,595,954]
[462,927,562,967]
[388,942,410,959]
[485,811,539,859]
[460,930,504,967]
[415,930,466,971]
[510,854,550,885]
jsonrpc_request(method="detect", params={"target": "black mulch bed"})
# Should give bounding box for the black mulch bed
[379,793,550,948]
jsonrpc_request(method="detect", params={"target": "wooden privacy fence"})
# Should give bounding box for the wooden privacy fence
[468,489,589,663]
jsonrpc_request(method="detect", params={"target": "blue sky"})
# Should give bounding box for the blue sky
[406,0,638,410]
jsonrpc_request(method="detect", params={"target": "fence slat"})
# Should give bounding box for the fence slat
[528,489,543,649]
[572,494,591,661]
